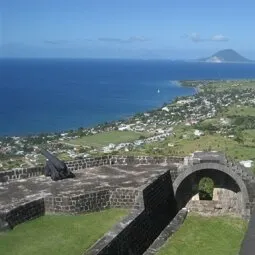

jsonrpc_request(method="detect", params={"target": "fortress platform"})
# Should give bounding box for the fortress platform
[0,164,173,212]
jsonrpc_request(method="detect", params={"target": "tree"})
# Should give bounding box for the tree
[234,132,244,144]
[198,177,214,200]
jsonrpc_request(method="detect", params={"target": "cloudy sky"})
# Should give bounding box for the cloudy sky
[0,0,255,59]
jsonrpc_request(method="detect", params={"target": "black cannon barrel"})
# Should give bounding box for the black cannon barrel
[40,148,66,170]
[40,147,75,181]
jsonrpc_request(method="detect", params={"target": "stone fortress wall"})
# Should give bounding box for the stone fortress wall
[0,156,182,230]
[1,153,255,254]
[0,167,187,255]
[1,153,255,226]
[0,198,45,231]
[0,155,183,183]
[85,171,186,255]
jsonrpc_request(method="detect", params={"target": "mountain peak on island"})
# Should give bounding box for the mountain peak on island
[199,49,253,63]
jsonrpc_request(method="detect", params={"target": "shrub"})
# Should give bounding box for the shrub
[198,177,214,200]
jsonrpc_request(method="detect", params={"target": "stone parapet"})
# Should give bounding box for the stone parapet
[0,198,45,230]
[0,156,184,182]
[109,188,140,208]
[85,171,178,255]
[44,189,111,214]
[0,166,44,182]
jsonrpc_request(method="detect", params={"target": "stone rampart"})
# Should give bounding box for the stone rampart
[44,189,111,214]
[43,188,141,214]
[0,198,45,230]
[110,188,140,208]
[0,187,143,232]
[0,155,184,183]
[85,171,178,255]
[0,166,44,182]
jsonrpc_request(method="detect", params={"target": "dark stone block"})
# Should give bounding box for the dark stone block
[86,171,178,255]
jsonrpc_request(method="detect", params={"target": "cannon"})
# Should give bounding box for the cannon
[40,148,75,181]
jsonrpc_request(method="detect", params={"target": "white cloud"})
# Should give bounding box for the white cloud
[98,36,149,43]
[211,34,229,41]
[183,33,229,43]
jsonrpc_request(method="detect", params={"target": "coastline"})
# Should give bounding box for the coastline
[0,80,195,138]
[1,79,255,139]
[1,79,255,170]
[1,59,255,137]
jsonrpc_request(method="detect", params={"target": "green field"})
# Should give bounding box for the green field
[142,129,255,160]
[206,80,255,92]
[67,130,148,147]
[224,106,255,117]
[133,124,255,173]
[181,80,255,92]
[158,214,247,255]
[0,209,127,255]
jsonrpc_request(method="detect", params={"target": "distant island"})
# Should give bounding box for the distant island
[198,49,253,63]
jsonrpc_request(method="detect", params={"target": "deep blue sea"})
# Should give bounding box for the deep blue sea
[0,59,255,136]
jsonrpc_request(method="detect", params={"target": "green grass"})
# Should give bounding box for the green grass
[158,214,247,255]
[134,124,255,173]
[0,209,127,255]
[206,80,255,92]
[143,129,254,159]
[224,106,255,117]
[67,130,148,147]
[181,80,255,92]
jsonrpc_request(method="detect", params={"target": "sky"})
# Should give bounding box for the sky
[0,0,255,59]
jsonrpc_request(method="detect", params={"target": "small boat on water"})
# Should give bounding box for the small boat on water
[157,89,160,93]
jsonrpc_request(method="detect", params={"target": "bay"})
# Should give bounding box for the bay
[0,59,255,136]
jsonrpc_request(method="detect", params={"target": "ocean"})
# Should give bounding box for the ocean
[0,59,255,136]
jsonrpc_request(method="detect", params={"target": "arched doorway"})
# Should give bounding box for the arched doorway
[173,163,250,218]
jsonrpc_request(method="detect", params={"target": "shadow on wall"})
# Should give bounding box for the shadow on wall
[86,170,178,255]
[239,208,255,255]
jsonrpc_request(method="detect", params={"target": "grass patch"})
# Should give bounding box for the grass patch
[158,214,247,255]
[0,209,127,255]
[135,125,255,173]
[206,80,255,92]
[224,106,255,117]
[67,130,148,147]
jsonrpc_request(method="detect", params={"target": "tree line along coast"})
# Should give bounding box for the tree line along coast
[1,79,255,172]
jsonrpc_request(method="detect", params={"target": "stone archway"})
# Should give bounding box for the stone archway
[173,162,250,218]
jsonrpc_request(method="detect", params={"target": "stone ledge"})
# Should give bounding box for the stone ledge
[0,198,45,231]
[1,169,169,232]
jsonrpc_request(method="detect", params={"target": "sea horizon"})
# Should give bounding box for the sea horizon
[1,59,255,137]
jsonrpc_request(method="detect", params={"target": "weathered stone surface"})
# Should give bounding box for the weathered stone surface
[174,152,255,218]
[1,152,255,254]
[0,164,176,233]
[0,164,173,212]
[144,208,188,255]
[85,171,178,255]
[0,216,10,231]
[0,156,183,182]
[239,207,255,255]
[0,198,45,230]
